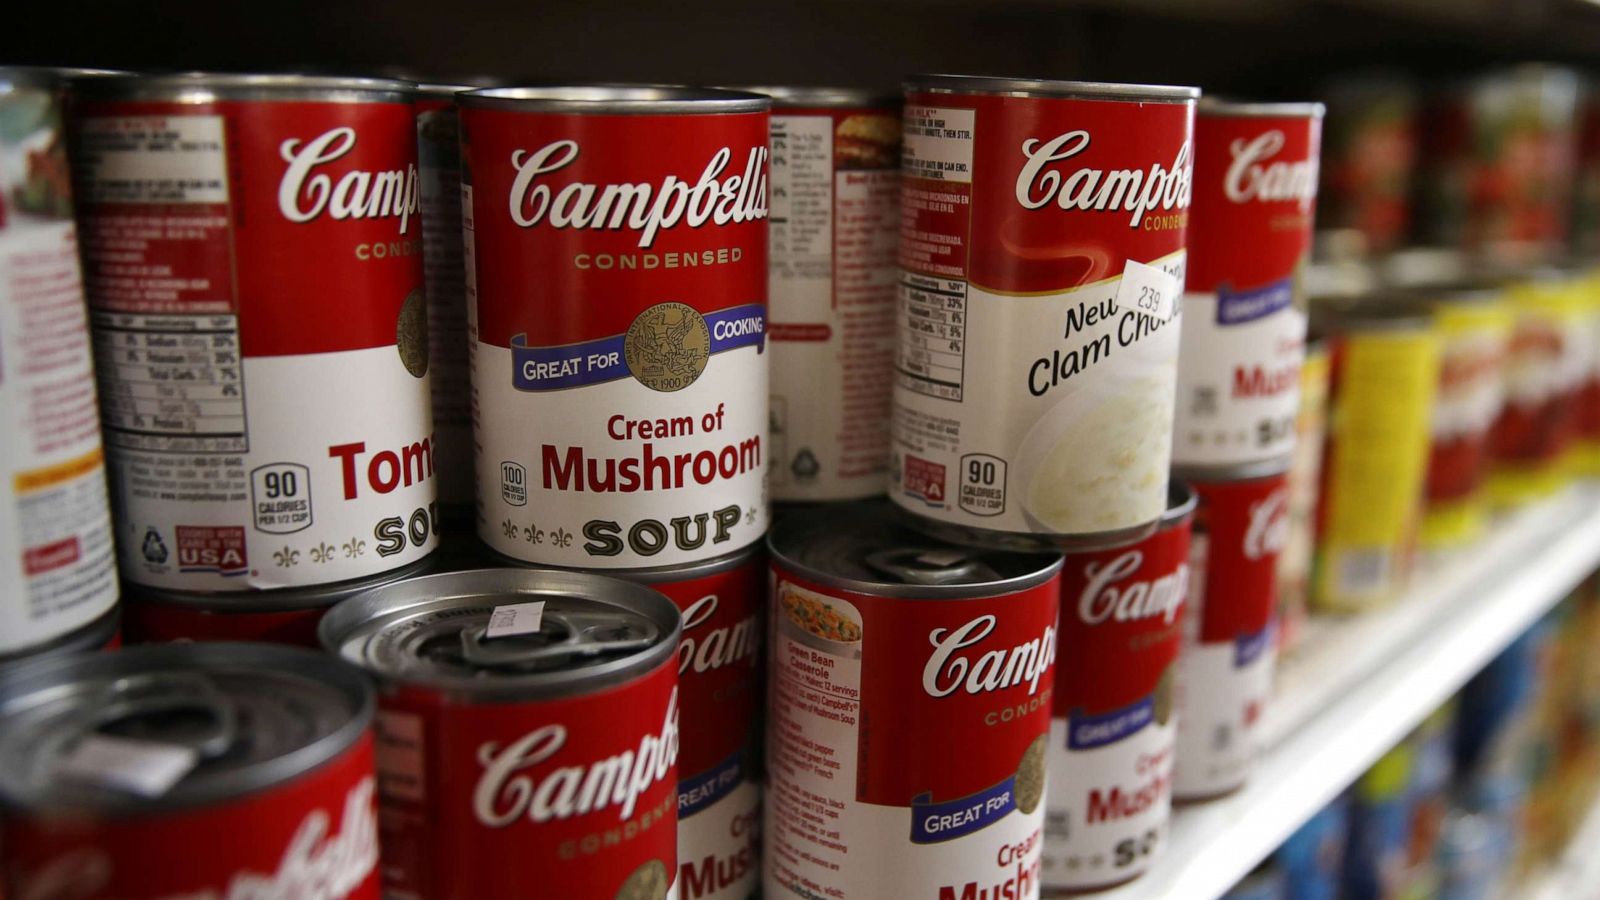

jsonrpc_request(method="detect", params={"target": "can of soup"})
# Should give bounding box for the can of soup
[1489,275,1590,505]
[1277,339,1330,653]
[321,567,683,900]
[1043,482,1193,892]
[750,87,902,503]
[1175,99,1322,472]
[766,501,1062,899]
[70,73,438,592]
[0,67,120,659]
[0,643,379,899]
[459,86,771,570]
[890,75,1197,549]
[1174,461,1291,800]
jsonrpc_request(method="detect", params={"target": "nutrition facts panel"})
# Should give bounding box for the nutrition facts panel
[897,105,975,403]
[92,312,249,453]
[898,274,967,401]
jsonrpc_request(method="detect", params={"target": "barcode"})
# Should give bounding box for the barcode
[1337,549,1391,597]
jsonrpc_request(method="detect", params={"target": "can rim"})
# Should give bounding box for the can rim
[905,74,1200,103]
[1162,480,1199,527]
[0,606,120,666]
[723,85,900,108]
[1198,97,1326,118]
[768,505,1063,600]
[1172,457,1294,483]
[459,84,770,114]
[0,642,373,813]
[319,568,682,700]
[569,545,761,585]
[1311,296,1435,331]
[123,555,436,613]
[71,72,416,102]
[0,66,124,89]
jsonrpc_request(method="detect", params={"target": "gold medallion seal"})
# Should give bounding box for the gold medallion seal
[614,859,670,900]
[396,288,430,378]
[1015,734,1047,814]
[624,302,710,392]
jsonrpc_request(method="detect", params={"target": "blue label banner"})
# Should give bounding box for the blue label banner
[510,303,765,392]
[1217,278,1295,326]
[678,751,745,819]
[910,777,1017,844]
[1068,697,1155,750]
[1234,621,1275,667]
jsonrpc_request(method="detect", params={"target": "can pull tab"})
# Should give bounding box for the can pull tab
[82,672,239,762]
[458,610,660,671]
[863,547,1001,586]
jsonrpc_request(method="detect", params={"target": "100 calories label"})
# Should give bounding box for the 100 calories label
[890,87,1195,542]
[461,99,770,569]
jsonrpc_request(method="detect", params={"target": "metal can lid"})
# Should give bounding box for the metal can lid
[725,85,899,109]
[590,545,762,586]
[769,501,1062,599]
[0,66,123,90]
[71,72,416,103]
[0,606,120,669]
[1310,294,1434,336]
[458,84,769,115]
[1173,456,1294,485]
[124,554,436,614]
[1161,480,1198,528]
[1198,97,1325,118]
[0,643,372,813]
[320,568,681,699]
[905,74,1199,104]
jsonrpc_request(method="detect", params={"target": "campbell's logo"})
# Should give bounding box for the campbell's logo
[1015,131,1193,227]
[507,141,770,249]
[1077,550,1188,626]
[278,127,420,235]
[679,593,759,674]
[1243,489,1290,561]
[474,689,679,826]
[923,616,1055,698]
[1223,130,1318,212]
[16,779,379,900]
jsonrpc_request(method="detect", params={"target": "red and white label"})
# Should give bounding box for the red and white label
[0,78,118,654]
[1175,111,1320,467]
[1492,303,1590,468]
[373,659,680,898]
[1174,474,1289,799]
[1044,515,1189,890]
[3,731,380,900]
[890,91,1192,537]
[767,107,900,502]
[462,105,770,569]
[765,564,1059,899]
[643,555,763,900]
[71,99,436,591]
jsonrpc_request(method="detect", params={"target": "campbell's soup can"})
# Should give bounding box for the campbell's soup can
[766,502,1063,899]
[618,549,763,900]
[1577,273,1600,475]
[122,556,431,646]
[321,568,683,899]
[1043,482,1193,893]
[1276,339,1329,654]
[1421,288,1511,549]
[1176,100,1322,472]
[69,73,437,592]
[1488,276,1591,506]
[460,86,771,570]
[890,75,1197,548]
[0,68,120,659]
[1311,301,1439,613]
[744,87,903,503]
[1317,75,1418,256]
[416,84,475,525]
[0,643,379,898]
[1173,462,1290,800]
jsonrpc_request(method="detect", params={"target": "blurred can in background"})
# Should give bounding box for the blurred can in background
[1317,74,1418,257]
[1277,339,1329,653]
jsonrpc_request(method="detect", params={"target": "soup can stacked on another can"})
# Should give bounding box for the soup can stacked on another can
[754,87,902,503]
[0,68,121,666]
[69,73,438,641]
[765,502,1062,900]
[890,75,1197,550]
[1170,100,1322,801]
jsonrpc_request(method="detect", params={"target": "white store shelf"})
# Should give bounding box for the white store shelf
[1098,485,1600,900]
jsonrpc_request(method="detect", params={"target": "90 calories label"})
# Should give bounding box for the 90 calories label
[891,92,1194,540]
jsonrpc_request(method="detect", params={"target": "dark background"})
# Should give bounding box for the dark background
[9,0,1600,93]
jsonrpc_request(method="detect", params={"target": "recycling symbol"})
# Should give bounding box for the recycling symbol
[141,527,169,564]
[791,448,820,481]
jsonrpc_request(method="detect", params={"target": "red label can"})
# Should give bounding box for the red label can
[890,75,1197,547]
[620,550,763,900]
[1176,101,1322,470]
[765,503,1062,899]
[321,568,683,900]
[0,643,379,899]
[460,86,771,570]
[1174,465,1290,800]
[70,73,437,593]
[1043,483,1192,891]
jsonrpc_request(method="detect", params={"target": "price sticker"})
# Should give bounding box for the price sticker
[1114,259,1180,323]
[486,600,547,639]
